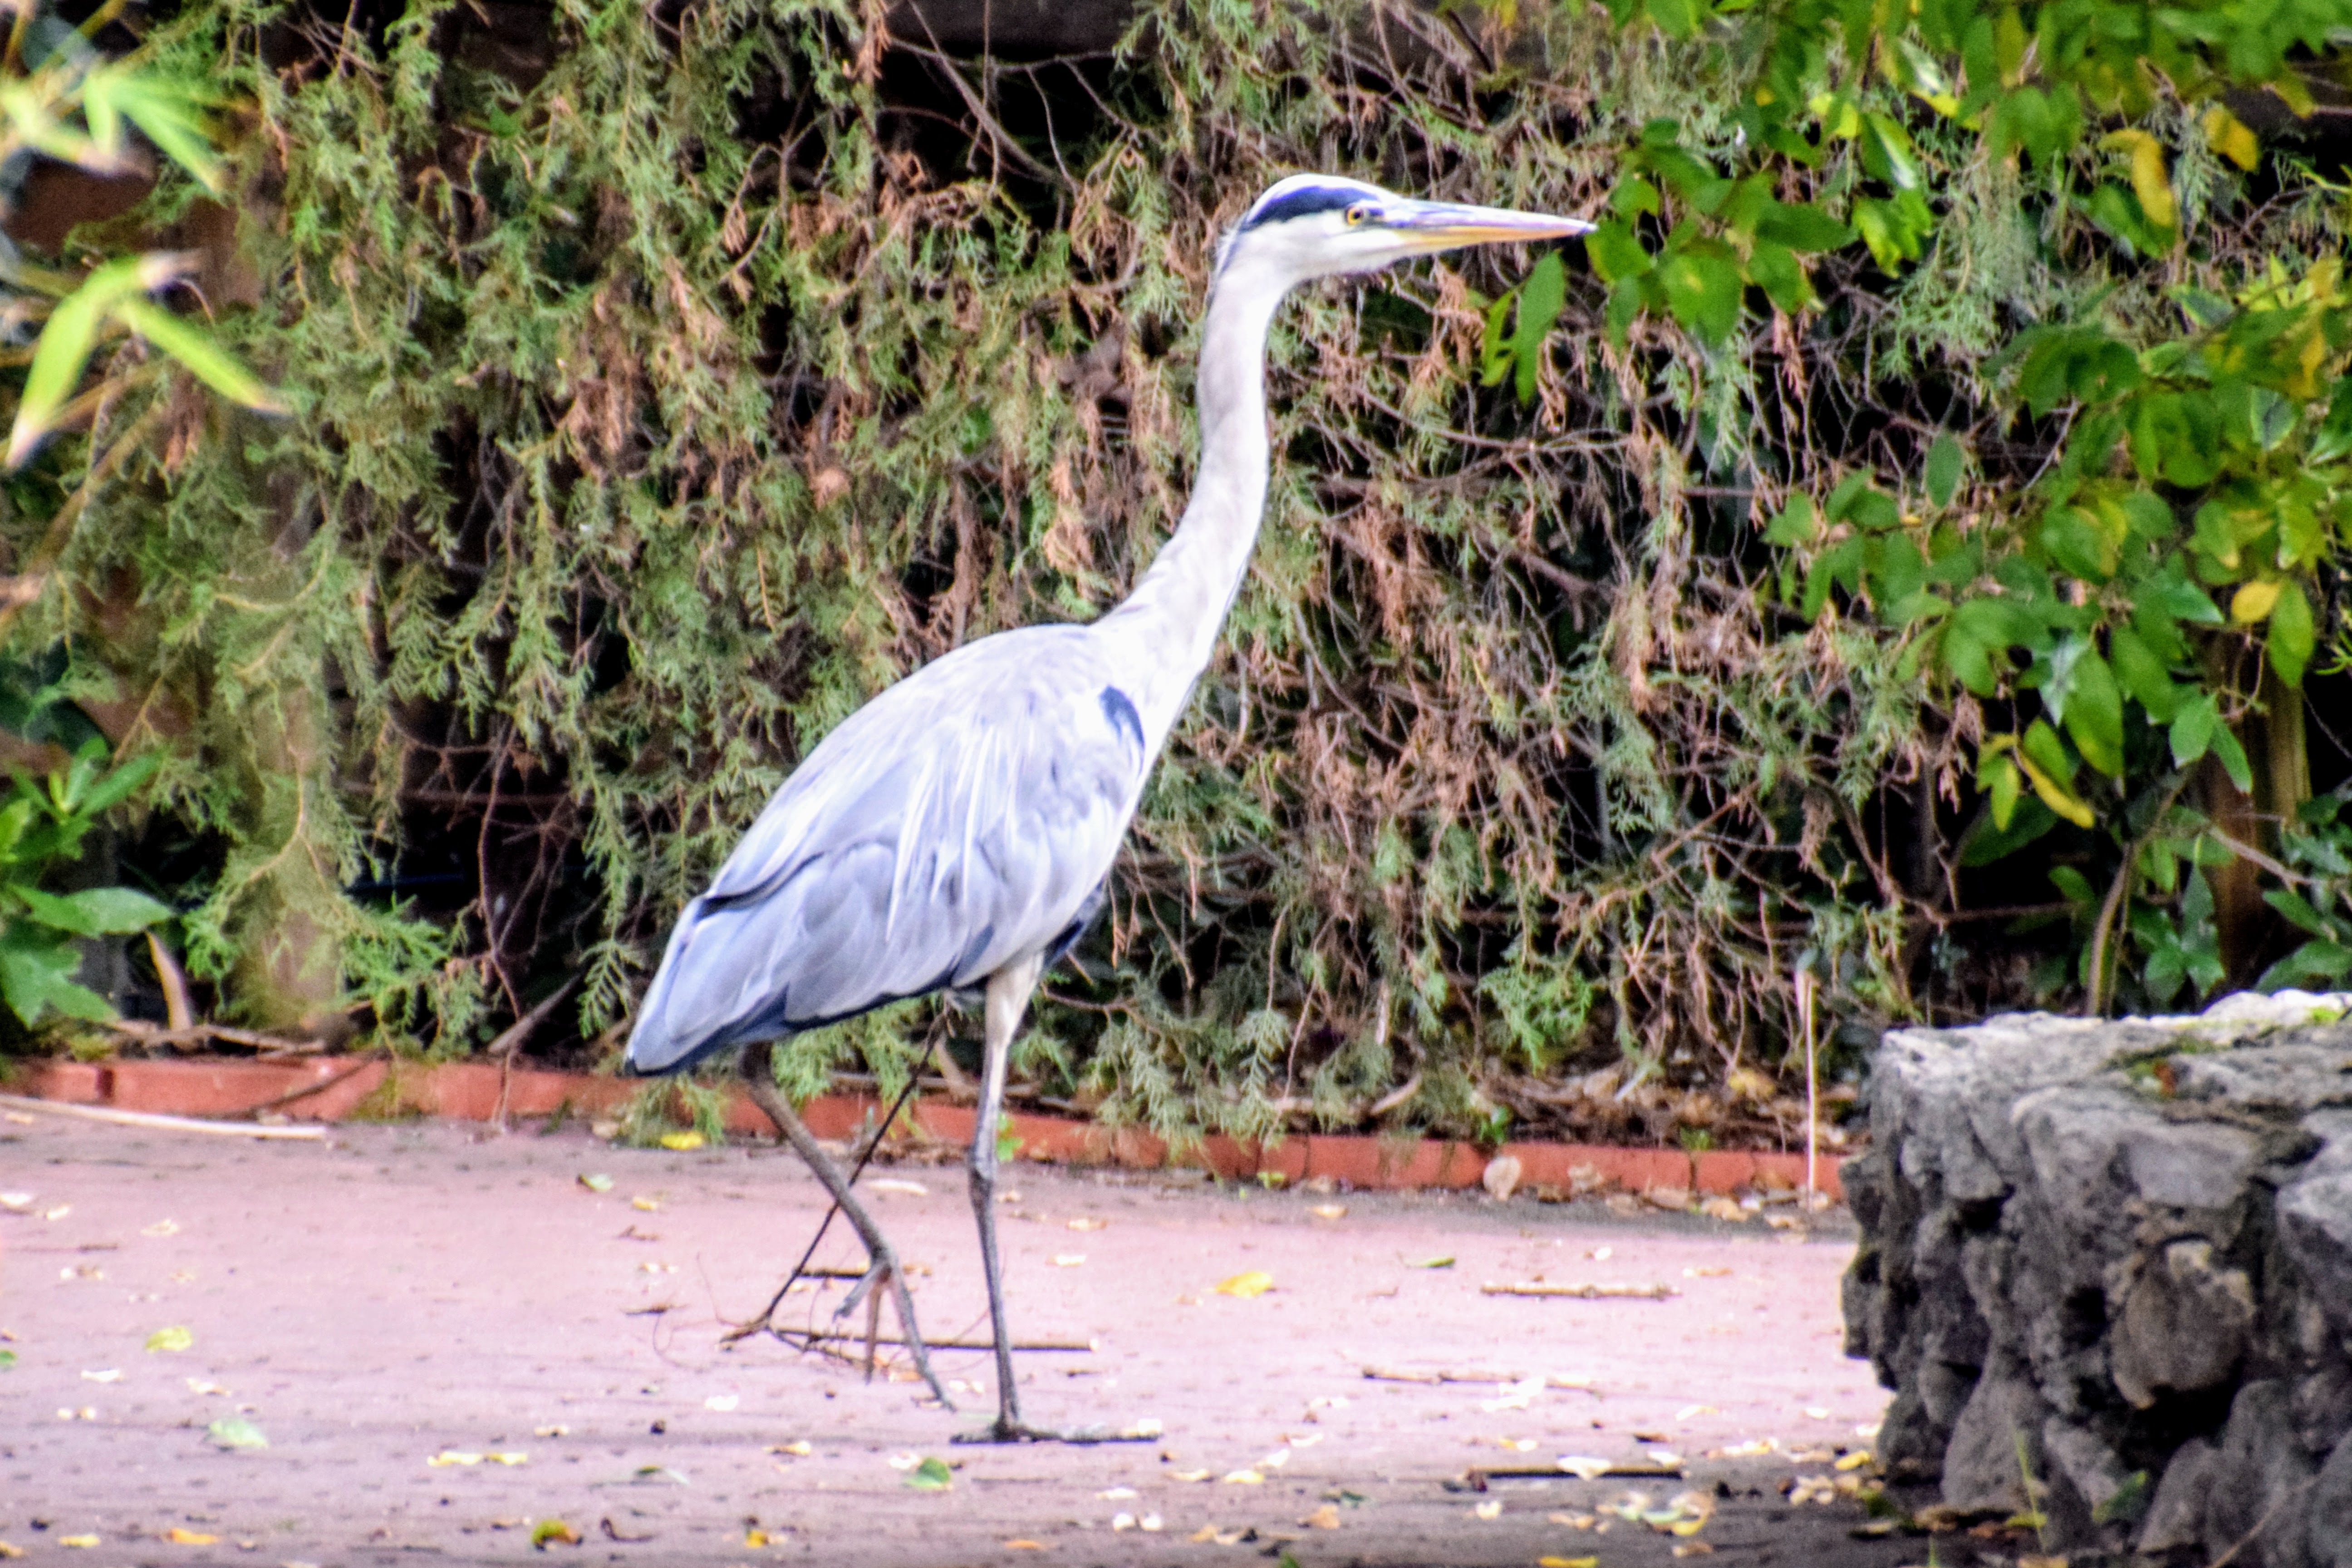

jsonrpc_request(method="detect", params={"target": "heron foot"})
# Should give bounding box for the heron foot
[950,1420,1156,1446]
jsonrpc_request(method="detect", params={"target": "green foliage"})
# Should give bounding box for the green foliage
[0,739,169,1027]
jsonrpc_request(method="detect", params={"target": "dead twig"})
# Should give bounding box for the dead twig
[1478,1281,1679,1300]
[0,1092,325,1140]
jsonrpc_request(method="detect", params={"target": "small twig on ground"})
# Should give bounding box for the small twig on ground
[1478,1281,1678,1299]
[0,1093,325,1140]
[1361,1366,1600,1392]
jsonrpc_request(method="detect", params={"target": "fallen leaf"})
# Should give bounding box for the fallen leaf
[186,1378,228,1395]
[1541,1558,1600,1568]
[1111,1513,1137,1532]
[1189,1527,1219,1543]
[904,1456,953,1491]
[1222,1469,1264,1484]
[166,1528,219,1544]
[1835,1450,1874,1471]
[0,1540,23,1558]
[769,1440,812,1457]
[1675,1404,1719,1420]
[1258,1449,1290,1468]
[1407,1254,1456,1269]
[44,1205,70,1220]
[0,1193,28,1212]
[534,1424,570,1437]
[58,1534,100,1548]
[1171,1468,1212,1482]
[1066,1217,1107,1231]
[488,1451,527,1465]
[0,1351,12,1371]
[1472,1499,1503,1520]
[657,1131,704,1150]
[577,1174,613,1192]
[81,1368,121,1383]
[704,1394,740,1412]
[1213,1270,1274,1298]
[1557,1455,1613,1480]
[1675,1543,1716,1556]
[744,1529,771,1547]
[428,1451,484,1467]
[1300,1505,1340,1530]
[1311,1204,1347,1219]
[206,1416,267,1450]
[1140,1514,1163,1531]
[1682,1267,1732,1279]
[1551,1514,1597,1529]
[867,1179,927,1195]
[1123,1417,1164,1438]
[1802,1406,1831,1419]
[2018,1557,2067,1568]
[630,1196,662,1212]
[1099,1487,1139,1499]
[142,1219,180,1237]
[1002,1540,1048,1551]
[147,1326,195,1353]
[1052,1253,1086,1267]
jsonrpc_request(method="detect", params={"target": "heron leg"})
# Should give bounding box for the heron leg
[957,953,1060,1443]
[738,1042,952,1409]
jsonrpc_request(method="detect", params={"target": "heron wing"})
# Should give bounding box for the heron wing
[624,624,1147,1072]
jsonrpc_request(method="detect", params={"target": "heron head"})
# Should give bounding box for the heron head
[1218,173,1592,287]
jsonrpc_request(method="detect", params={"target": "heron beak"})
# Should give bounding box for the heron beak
[1386,200,1594,252]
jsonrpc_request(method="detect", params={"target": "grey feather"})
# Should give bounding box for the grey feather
[624,624,1148,1073]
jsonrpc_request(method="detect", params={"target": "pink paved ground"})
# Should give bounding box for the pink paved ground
[1,1111,1911,1567]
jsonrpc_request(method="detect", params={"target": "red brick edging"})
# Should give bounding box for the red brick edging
[8,1056,1845,1200]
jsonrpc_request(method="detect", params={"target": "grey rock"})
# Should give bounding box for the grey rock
[1941,1353,2045,1512]
[2110,1238,2257,1407]
[2170,1039,2352,1113]
[2281,1172,2352,1335]
[2313,1430,2352,1568]
[2140,1436,2218,1554]
[2042,1416,2131,1520]
[1848,992,2352,1554]
[2205,1381,2317,1568]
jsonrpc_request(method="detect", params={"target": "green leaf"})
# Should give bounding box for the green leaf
[7,257,150,468]
[2109,624,2180,722]
[76,753,160,818]
[1924,434,1964,508]
[1753,201,1853,251]
[1763,493,1818,547]
[0,930,113,1025]
[2062,650,2125,777]
[2210,721,2254,793]
[18,885,173,936]
[112,300,286,414]
[2267,578,2315,688]
[2170,693,2216,768]
[207,1416,269,1450]
[1656,250,1743,343]
[2259,940,2352,992]
[2264,889,2338,939]
[1962,794,2056,865]
[1586,222,1652,285]
[903,1455,954,1490]
[1986,752,2022,829]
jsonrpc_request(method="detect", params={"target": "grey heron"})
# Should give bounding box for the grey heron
[623,173,1591,1442]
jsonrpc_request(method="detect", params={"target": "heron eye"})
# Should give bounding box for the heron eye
[1345,203,1374,226]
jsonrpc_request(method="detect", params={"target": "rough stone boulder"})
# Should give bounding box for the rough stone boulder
[1842,992,2352,1564]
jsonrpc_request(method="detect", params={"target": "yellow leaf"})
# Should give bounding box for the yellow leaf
[486,1451,527,1465]
[145,1326,194,1353]
[1542,1558,1601,1568]
[1473,1500,1503,1520]
[2101,130,2175,230]
[1213,1270,1274,1298]
[1301,1504,1341,1529]
[1675,1544,1717,1558]
[2014,753,2096,829]
[1835,1450,1874,1470]
[59,1536,100,1548]
[1222,1469,1265,1484]
[530,1520,579,1547]
[1311,1203,1347,1219]
[166,1528,218,1544]
[658,1131,705,1151]
[1002,1540,1050,1550]
[631,1196,661,1211]
[0,1539,24,1558]
[427,1451,483,1467]
[2232,580,2282,623]
[2203,105,2260,169]
[745,1529,770,1548]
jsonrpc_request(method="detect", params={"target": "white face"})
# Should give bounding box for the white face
[1220,174,1593,288]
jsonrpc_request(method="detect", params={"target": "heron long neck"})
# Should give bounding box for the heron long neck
[1095,261,1288,753]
